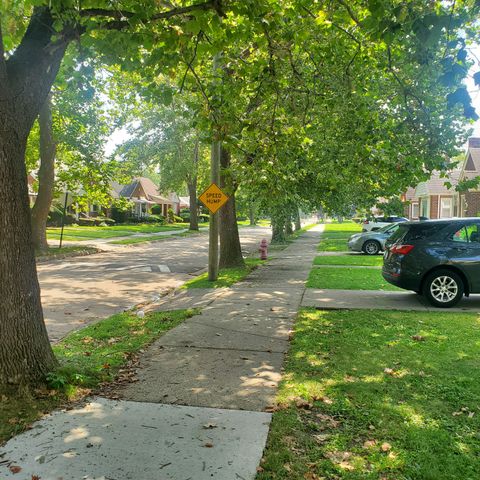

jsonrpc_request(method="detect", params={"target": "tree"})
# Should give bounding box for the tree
[0,1,226,390]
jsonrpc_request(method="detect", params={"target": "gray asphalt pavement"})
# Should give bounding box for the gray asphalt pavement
[38,226,271,341]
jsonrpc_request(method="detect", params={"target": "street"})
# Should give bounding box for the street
[38,226,270,341]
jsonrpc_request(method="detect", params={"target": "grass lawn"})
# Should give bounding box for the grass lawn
[258,308,480,480]
[108,231,199,245]
[313,255,383,267]
[0,309,195,443]
[318,223,361,252]
[307,266,399,290]
[182,258,265,289]
[46,223,188,241]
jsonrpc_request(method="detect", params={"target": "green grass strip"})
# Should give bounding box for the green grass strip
[183,258,265,289]
[0,309,195,443]
[313,255,383,267]
[258,308,480,479]
[307,265,399,290]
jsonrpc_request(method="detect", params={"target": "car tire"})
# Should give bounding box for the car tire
[363,240,381,255]
[422,269,464,308]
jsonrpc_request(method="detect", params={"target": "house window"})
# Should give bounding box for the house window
[411,202,419,219]
[420,198,429,218]
[440,198,452,218]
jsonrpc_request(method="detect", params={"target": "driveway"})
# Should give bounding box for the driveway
[38,226,270,341]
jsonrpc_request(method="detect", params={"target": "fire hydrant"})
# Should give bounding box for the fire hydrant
[259,238,268,260]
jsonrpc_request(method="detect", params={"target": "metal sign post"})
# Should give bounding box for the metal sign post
[59,191,69,249]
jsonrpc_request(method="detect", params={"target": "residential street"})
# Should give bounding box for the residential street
[38,226,270,342]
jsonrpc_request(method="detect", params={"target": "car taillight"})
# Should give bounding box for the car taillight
[391,244,414,255]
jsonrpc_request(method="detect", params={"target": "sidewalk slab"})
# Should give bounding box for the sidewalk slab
[302,288,480,312]
[0,398,270,480]
[154,318,289,353]
[118,347,285,411]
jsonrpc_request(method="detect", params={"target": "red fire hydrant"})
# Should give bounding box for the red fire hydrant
[259,238,268,260]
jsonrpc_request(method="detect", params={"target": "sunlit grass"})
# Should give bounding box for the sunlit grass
[313,255,383,266]
[258,309,480,480]
[307,266,399,290]
[0,309,194,443]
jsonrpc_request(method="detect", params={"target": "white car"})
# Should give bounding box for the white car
[362,216,408,232]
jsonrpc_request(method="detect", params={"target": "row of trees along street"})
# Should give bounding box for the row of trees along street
[1,0,479,390]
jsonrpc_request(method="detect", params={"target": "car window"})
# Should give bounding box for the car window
[388,224,409,244]
[450,224,480,243]
[404,223,449,242]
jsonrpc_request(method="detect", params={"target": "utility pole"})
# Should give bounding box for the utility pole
[208,52,222,281]
[208,140,221,280]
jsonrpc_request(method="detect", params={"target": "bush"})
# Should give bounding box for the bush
[151,204,162,215]
[174,215,184,223]
[148,214,166,223]
[47,207,76,227]
[167,208,175,224]
[78,216,115,227]
[236,216,248,221]
[199,213,209,223]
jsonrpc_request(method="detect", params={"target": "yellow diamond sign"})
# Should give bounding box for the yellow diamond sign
[199,183,229,214]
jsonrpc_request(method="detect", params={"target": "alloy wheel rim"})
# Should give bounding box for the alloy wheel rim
[430,276,458,303]
[365,242,378,254]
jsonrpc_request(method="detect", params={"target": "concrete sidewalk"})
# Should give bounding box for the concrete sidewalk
[302,288,480,312]
[1,226,323,480]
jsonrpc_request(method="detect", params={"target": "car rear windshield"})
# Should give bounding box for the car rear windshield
[406,223,451,241]
[391,223,451,243]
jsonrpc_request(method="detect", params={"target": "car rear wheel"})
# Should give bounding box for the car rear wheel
[363,240,381,255]
[423,270,464,308]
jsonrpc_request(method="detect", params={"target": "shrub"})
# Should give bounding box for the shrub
[148,214,166,223]
[199,213,209,223]
[47,206,76,227]
[167,208,175,223]
[78,216,115,227]
[174,215,184,223]
[151,204,162,215]
[236,216,248,221]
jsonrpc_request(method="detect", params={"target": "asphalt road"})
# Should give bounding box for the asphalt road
[38,226,271,342]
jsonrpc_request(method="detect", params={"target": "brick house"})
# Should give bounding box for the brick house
[403,137,480,220]
[457,138,480,217]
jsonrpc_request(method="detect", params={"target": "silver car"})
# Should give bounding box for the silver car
[348,223,400,255]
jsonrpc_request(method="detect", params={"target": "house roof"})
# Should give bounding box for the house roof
[414,170,460,198]
[462,148,480,180]
[119,177,161,200]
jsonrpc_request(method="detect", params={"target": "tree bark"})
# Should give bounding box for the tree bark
[0,7,69,389]
[0,122,57,389]
[219,146,245,269]
[249,202,256,226]
[285,216,293,235]
[31,94,56,252]
[187,180,198,231]
[271,215,286,244]
[294,208,302,231]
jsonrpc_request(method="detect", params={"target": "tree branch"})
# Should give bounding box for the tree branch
[337,0,361,26]
[80,1,217,30]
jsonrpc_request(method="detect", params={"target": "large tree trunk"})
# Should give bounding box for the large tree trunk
[285,215,293,235]
[219,146,245,269]
[0,7,69,389]
[0,125,57,389]
[249,202,256,226]
[271,216,286,243]
[31,94,56,252]
[294,208,302,231]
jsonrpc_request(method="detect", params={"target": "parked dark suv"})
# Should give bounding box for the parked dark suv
[383,218,480,307]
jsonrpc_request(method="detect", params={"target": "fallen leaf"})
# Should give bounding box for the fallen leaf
[296,398,313,409]
[384,368,395,376]
[381,442,392,452]
[102,363,110,370]
[256,466,264,473]
[469,412,475,418]
[203,423,217,429]
[204,442,214,448]
[9,466,22,474]
[363,439,377,449]
[31,476,41,480]
[412,335,426,341]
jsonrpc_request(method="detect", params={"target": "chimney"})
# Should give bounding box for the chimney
[468,137,480,148]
